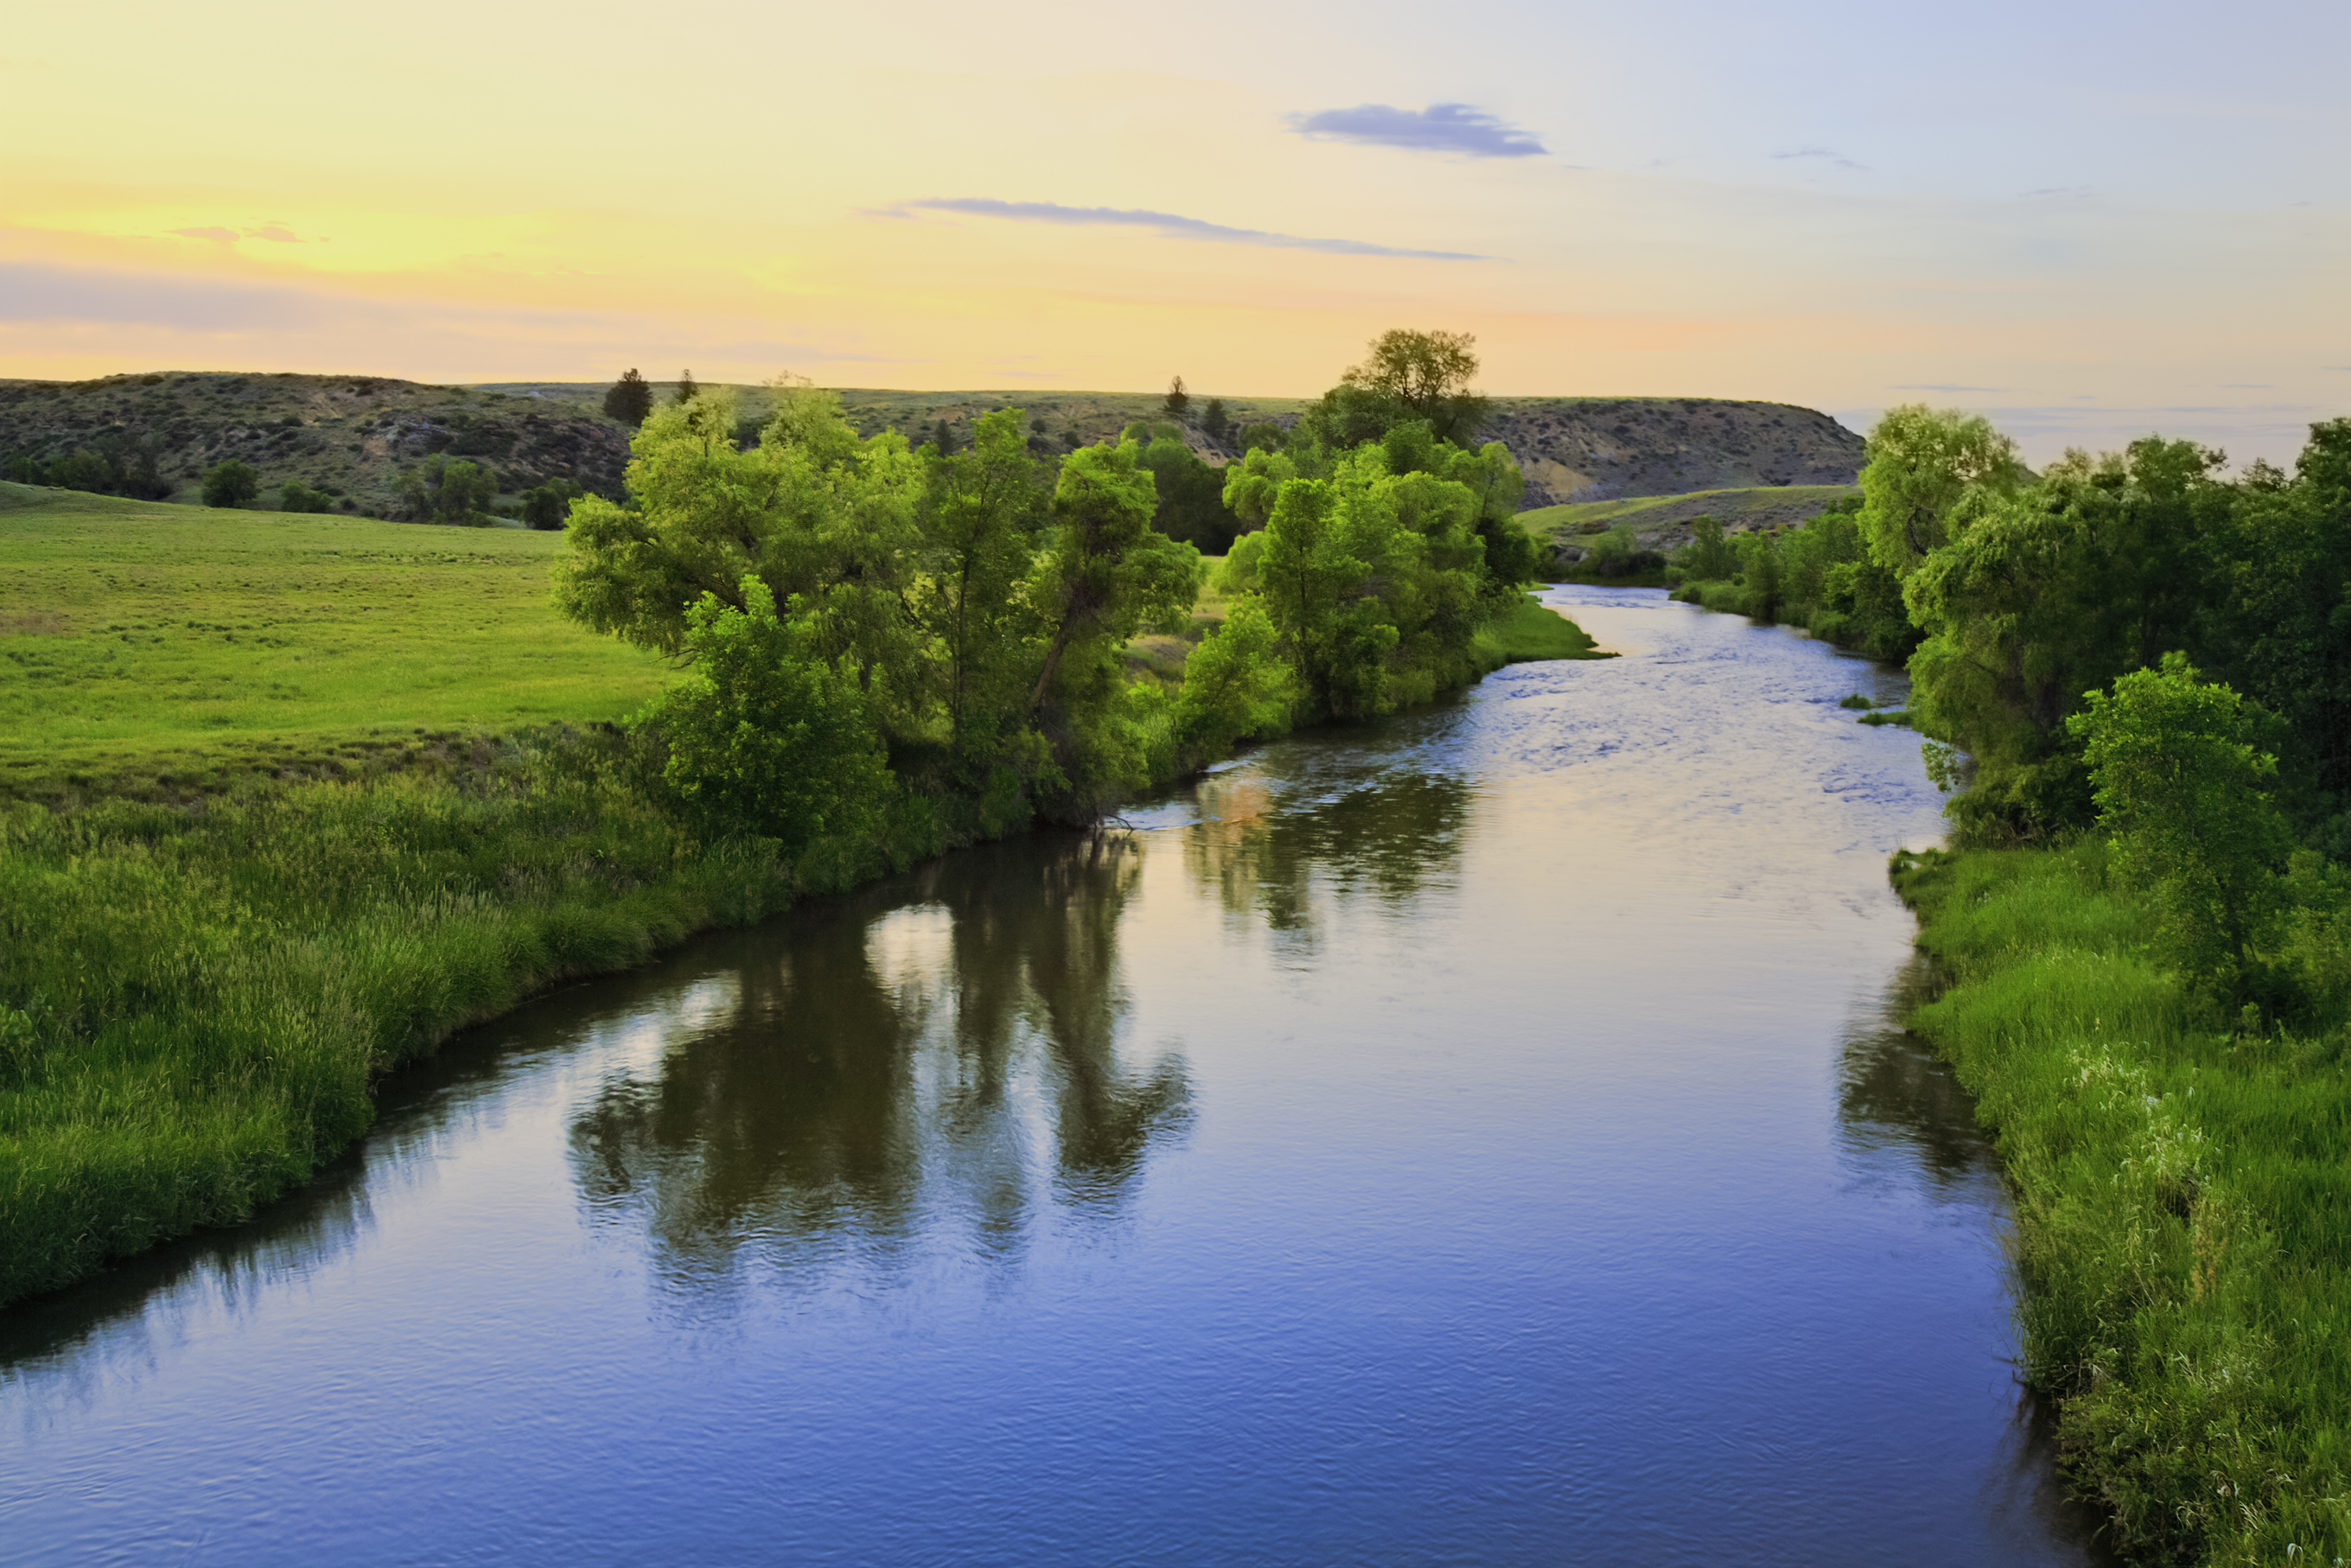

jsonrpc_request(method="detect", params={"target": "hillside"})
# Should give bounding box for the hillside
[496,382,1865,507]
[1481,398,1864,507]
[0,373,1864,517]
[1521,482,1863,558]
[0,372,632,518]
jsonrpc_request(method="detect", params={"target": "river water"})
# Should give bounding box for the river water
[3,587,2108,1565]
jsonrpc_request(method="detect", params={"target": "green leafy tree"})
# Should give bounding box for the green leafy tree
[1163,375,1190,420]
[2198,418,2351,806]
[277,481,334,513]
[1735,528,1785,619]
[398,456,498,525]
[1239,422,1285,455]
[1906,438,2230,841]
[50,450,113,494]
[556,387,927,737]
[1125,422,1242,551]
[915,408,1048,757]
[1214,530,1267,595]
[520,478,583,530]
[1857,405,2025,577]
[1299,328,1490,452]
[200,459,259,508]
[1255,470,1401,720]
[1028,440,1199,713]
[1220,446,1297,529]
[602,368,653,427]
[1680,515,1736,580]
[1175,596,1294,762]
[635,576,893,852]
[2067,654,2292,1005]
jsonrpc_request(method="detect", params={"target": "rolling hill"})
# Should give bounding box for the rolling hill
[0,373,1865,518]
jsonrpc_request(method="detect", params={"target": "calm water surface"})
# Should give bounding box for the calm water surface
[3,587,2108,1565]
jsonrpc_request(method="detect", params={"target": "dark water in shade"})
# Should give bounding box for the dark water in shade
[2,586,2113,1566]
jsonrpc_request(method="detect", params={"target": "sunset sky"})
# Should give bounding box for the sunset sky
[3,0,2345,462]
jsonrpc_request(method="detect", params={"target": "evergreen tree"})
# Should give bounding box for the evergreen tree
[673,369,699,405]
[602,369,653,427]
[1163,375,1190,420]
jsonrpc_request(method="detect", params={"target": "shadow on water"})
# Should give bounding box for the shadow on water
[565,832,1193,1296]
[1834,953,2122,1566]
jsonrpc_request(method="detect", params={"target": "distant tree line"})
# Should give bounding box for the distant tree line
[4,432,174,500]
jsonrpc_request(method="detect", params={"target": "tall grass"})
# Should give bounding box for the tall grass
[0,735,863,1304]
[1895,843,2351,1564]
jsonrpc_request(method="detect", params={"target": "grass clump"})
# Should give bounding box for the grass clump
[1475,593,1615,664]
[1894,842,2351,1565]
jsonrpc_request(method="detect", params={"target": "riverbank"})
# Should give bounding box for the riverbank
[0,593,1606,1308]
[1893,843,2351,1565]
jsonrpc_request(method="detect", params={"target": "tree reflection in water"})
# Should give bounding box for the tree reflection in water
[1182,760,1474,939]
[567,832,1188,1291]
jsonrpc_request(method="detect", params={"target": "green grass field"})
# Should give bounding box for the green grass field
[0,493,1609,1306]
[1896,845,2351,1564]
[0,483,667,799]
[1520,482,1857,543]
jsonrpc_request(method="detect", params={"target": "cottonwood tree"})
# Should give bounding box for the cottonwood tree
[1299,328,1491,451]
[1857,405,2025,577]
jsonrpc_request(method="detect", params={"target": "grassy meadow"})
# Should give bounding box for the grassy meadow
[1895,845,2351,1565]
[1522,482,1858,549]
[0,489,1611,1306]
[0,482,668,800]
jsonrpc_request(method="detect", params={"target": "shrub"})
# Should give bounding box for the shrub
[201,460,260,508]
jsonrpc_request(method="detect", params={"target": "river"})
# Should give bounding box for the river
[1,586,2108,1565]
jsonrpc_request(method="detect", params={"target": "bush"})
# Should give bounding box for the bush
[519,478,582,531]
[634,577,894,851]
[201,460,260,509]
[278,481,335,513]
[1174,596,1294,762]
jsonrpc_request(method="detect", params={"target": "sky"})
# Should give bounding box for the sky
[3,0,2346,464]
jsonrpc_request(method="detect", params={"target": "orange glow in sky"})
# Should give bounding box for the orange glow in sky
[3,0,2346,462]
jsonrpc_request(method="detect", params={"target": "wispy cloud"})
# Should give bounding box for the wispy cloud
[877,198,1489,261]
[2019,186,2093,200]
[1773,146,1867,172]
[1288,103,1545,159]
[1892,383,2004,392]
[169,222,305,244]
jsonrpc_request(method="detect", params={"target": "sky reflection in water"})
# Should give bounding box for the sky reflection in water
[3,588,2113,1565]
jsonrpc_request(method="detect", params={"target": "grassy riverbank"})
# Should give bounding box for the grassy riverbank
[1894,844,2351,1565]
[0,494,1604,1306]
